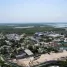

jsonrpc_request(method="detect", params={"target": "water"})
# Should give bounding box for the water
[44,23,67,28]
[0,22,67,28]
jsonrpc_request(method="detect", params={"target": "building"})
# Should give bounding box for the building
[64,38,67,42]
[48,34,63,38]
[34,32,44,37]
[24,49,33,56]
[6,34,21,41]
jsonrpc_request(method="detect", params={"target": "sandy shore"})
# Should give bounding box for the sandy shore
[11,50,67,67]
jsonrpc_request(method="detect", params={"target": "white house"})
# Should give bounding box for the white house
[24,49,33,56]
[64,38,67,42]
[48,34,63,38]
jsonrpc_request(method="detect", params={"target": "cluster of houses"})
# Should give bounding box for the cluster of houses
[0,31,67,67]
[32,32,67,52]
[32,32,66,45]
[0,31,67,60]
[5,33,26,41]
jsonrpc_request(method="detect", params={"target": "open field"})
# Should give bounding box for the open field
[11,50,67,67]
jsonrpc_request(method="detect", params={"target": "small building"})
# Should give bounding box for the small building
[48,34,63,38]
[34,32,44,37]
[64,38,67,42]
[5,40,12,45]
[24,49,33,56]
[6,34,20,41]
[0,33,5,39]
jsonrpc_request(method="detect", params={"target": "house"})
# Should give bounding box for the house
[30,36,39,43]
[53,39,61,42]
[48,33,64,38]
[34,43,39,46]
[5,40,12,45]
[20,33,26,39]
[0,33,5,39]
[6,34,20,41]
[34,32,44,37]
[24,49,33,56]
[64,38,67,42]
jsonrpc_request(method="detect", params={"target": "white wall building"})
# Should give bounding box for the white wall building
[64,38,67,42]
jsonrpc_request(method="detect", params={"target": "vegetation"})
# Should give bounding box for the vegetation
[0,55,22,67]
[0,23,67,67]
[0,24,65,35]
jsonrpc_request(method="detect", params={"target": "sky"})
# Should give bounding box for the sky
[0,0,67,23]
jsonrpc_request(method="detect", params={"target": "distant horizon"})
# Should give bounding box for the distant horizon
[0,22,67,24]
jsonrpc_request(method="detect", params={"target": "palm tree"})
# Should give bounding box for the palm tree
[0,55,12,67]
